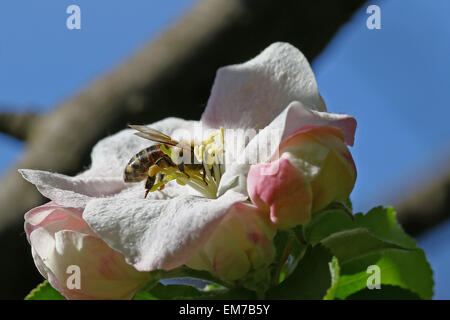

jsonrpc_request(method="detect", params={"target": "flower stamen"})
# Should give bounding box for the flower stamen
[146,128,225,199]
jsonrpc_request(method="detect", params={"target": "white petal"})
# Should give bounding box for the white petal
[19,169,126,209]
[115,180,196,200]
[219,101,356,196]
[31,246,69,296]
[19,118,200,207]
[201,42,325,130]
[83,190,247,271]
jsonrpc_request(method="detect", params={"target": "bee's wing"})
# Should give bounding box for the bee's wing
[129,124,179,145]
[129,124,171,139]
[128,125,191,151]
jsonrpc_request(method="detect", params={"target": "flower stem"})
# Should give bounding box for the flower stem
[272,236,293,286]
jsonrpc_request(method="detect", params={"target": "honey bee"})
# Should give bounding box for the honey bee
[124,125,205,198]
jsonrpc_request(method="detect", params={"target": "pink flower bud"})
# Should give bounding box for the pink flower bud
[247,126,356,229]
[186,202,276,282]
[247,158,313,229]
[25,202,149,300]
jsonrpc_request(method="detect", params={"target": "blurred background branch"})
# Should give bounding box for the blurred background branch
[397,171,450,237]
[0,112,39,141]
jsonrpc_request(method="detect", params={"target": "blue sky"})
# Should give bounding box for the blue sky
[1,0,449,298]
[313,0,450,212]
[312,0,450,299]
[0,0,193,176]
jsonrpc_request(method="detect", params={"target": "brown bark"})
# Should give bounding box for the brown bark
[397,170,450,236]
[0,112,39,141]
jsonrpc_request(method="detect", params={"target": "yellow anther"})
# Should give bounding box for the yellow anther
[194,144,205,163]
[145,128,225,199]
[204,131,216,144]
[193,127,224,166]
[176,179,186,186]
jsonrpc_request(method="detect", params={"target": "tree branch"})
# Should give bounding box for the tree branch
[0,112,39,140]
[397,170,450,236]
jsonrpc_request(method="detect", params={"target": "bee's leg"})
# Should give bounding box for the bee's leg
[177,163,190,178]
[156,156,170,168]
[144,176,156,198]
[156,155,189,179]
[157,173,166,191]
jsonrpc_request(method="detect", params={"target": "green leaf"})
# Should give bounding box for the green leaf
[273,230,292,263]
[133,282,256,300]
[266,245,333,299]
[321,228,407,263]
[304,209,356,245]
[134,282,208,300]
[306,206,419,263]
[305,206,416,249]
[304,206,433,300]
[25,281,66,300]
[353,206,417,249]
[281,236,307,281]
[133,291,158,300]
[271,229,307,286]
[336,248,433,300]
[347,285,421,300]
[323,256,340,300]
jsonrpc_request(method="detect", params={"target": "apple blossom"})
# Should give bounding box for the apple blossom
[20,42,356,299]
[186,202,275,282]
[247,125,356,229]
[24,201,150,300]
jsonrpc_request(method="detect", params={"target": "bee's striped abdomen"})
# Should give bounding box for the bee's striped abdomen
[123,145,165,182]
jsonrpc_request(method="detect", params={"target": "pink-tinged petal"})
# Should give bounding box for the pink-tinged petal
[281,125,356,173]
[30,229,149,300]
[25,201,81,227]
[278,126,357,212]
[186,202,275,281]
[83,190,248,272]
[218,102,356,197]
[277,102,357,147]
[24,202,89,242]
[247,158,313,229]
[26,213,85,242]
[202,42,325,131]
